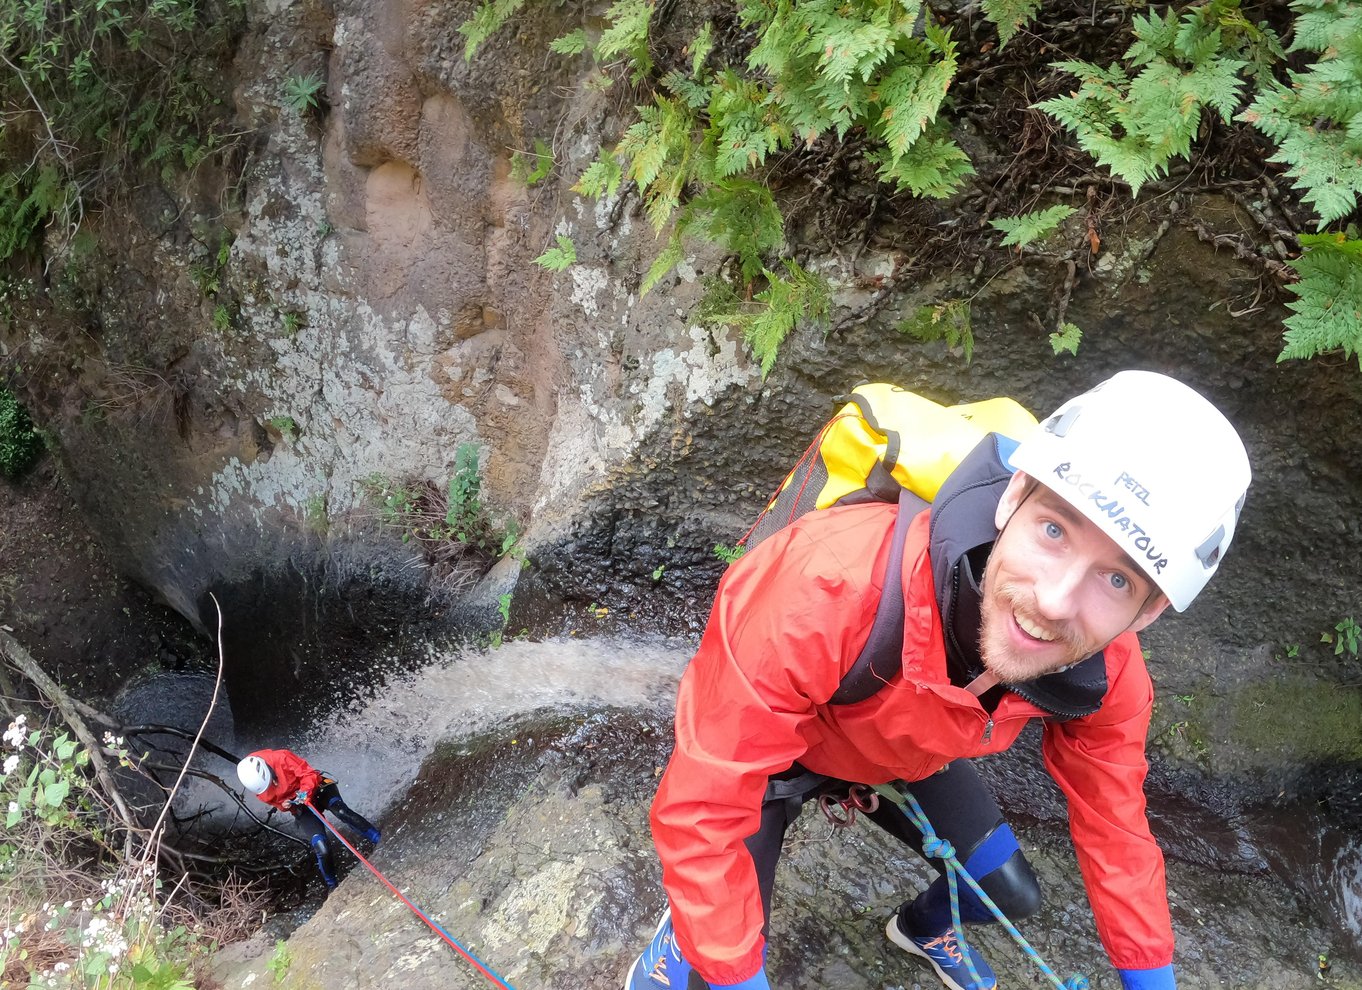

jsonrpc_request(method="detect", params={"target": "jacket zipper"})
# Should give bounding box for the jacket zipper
[982,718,994,743]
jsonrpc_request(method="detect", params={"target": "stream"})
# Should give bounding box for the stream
[115,634,1362,988]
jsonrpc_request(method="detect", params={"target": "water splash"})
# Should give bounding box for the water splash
[273,635,690,817]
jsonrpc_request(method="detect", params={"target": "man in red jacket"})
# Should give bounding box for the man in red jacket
[624,372,1251,990]
[237,748,381,890]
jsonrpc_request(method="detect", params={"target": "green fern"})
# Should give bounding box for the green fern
[1239,0,1362,227]
[596,0,655,80]
[981,0,1043,47]
[897,299,975,362]
[989,204,1077,248]
[550,28,589,55]
[684,178,786,284]
[701,262,831,377]
[459,0,532,60]
[533,234,577,271]
[572,153,625,199]
[510,138,554,186]
[1279,233,1362,367]
[1037,2,1266,195]
[640,235,686,296]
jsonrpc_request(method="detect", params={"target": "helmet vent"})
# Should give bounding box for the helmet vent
[1195,525,1225,568]
[1043,405,1082,438]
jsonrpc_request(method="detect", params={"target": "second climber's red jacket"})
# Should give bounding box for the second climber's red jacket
[650,502,1172,986]
[249,748,324,813]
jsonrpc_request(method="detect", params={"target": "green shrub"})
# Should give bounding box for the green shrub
[0,387,42,479]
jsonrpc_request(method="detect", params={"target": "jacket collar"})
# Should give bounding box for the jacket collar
[929,435,1108,720]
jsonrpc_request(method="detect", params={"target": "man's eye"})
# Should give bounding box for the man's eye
[1043,521,1062,539]
[1109,573,1129,591]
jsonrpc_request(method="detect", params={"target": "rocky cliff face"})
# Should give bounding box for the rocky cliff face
[1,0,1361,792]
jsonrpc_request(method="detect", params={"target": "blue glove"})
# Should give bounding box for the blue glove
[1118,964,1175,990]
[709,969,771,990]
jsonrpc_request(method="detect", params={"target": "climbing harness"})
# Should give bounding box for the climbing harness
[871,784,1090,990]
[818,783,880,828]
[302,799,518,990]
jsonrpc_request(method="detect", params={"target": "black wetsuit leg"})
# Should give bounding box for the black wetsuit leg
[864,760,1041,930]
[317,781,378,837]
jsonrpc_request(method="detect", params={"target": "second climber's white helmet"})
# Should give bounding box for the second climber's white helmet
[237,755,272,795]
[1009,370,1251,612]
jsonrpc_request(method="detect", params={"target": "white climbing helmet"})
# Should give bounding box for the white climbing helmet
[237,755,272,795]
[1009,370,1251,612]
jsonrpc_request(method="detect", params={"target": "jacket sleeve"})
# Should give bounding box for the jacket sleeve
[1041,632,1174,971]
[651,516,887,986]
[256,749,322,812]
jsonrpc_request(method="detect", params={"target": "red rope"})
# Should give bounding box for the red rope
[304,799,515,989]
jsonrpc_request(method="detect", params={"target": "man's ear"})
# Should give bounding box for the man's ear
[994,471,1035,531]
[1127,595,1170,634]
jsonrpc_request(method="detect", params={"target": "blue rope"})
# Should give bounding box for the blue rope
[874,784,1089,990]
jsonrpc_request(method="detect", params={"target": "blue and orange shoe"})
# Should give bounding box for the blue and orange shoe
[886,912,996,990]
[624,909,694,989]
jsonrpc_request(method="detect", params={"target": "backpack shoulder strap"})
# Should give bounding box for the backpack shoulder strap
[828,486,929,705]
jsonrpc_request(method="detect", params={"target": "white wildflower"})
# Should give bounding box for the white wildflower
[2,716,25,747]
[2,754,17,774]
[6,801,17,815]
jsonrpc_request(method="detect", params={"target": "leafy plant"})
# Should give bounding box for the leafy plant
[211,304,233,333]
[267,416,298,441]
[714,542,746,564]
[361,444,524,589]
[266,939,292,984]
[989,205,1077,248]
[898,299,975,362]
[463,0,1362,376]
[280,311,304,335]
[1240,0,1362,226]
[0,386,43,479]
[302,494,328,534]
[1325,616,1361,657]
[1036,3,1261,195]
[511,138,554,186]
[0,0,246,264]
[282,72,326,114]
[1050,321,1083,356]
[1278,233,1362,368]
[533,234,577,271]
[699,261,832,377]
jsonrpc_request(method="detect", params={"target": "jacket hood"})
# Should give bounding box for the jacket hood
[929,434,1108,720]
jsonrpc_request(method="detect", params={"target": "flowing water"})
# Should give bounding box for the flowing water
[113,634,692,835]
[113,633,1362,966]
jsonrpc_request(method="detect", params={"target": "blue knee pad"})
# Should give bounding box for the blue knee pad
[913,823,1038,929]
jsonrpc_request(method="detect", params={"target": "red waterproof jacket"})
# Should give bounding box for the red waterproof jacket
[651,502,1172,985]
[249,748,323,813]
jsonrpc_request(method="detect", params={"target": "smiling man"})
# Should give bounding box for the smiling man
[625,371,1251,990]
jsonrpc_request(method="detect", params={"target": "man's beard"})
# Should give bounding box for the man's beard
[978,579,1100,684]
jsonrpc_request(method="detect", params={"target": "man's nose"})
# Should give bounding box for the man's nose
[1032,560,1084,621]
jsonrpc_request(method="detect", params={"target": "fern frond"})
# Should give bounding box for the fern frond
[549,29,589,56]
[1270,128,1362,227]
[572,153,624,200]
[1279,233,1362,366]
[989,204,1077,247]
[641,234,686,296]
[871,130,975,197]
[687,178,785,283]
[981,0,1042,48]
[597,0,655,77]
[533,234,577,271]
[458,0,531,61]
[743,261,832,377]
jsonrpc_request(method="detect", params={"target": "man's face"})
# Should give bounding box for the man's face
[978,473,1168,684]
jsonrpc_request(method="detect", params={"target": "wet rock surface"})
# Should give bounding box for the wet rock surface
[210,704,1362,990]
